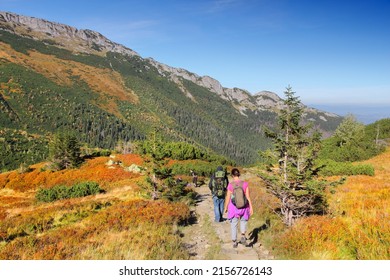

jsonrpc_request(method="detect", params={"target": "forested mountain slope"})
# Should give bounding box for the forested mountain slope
[0,11,343,170]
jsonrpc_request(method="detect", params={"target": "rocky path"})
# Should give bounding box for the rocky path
[182,179,273,260]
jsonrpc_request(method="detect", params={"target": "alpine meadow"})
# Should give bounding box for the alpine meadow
[1,11,390,261]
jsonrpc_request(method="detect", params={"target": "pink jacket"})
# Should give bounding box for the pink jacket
[227,180,250,220]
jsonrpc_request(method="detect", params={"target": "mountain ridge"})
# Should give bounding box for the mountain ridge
[1,10,340,118]
[0,11,139,57]
[0,11,343,169]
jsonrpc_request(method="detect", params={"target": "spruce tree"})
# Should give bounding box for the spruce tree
[333,114,365,147]
[259,86,327,226]
[48,131,82,170]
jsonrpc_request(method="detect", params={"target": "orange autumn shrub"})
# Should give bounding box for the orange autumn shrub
[274,148,390,259]
[89,199,191,231]
[104,178,142,192]
[0,227,95,260]
[115,154,144,166]
[0,207,6,221]
[0,196,31,208]
[0,198,116,242]
[2,171,26,191]
[0,173,10,189]
[0,198,191,260]
[0,221,188,260]
[0,156,143,191]
[245,173,279,221]
[0,209,56,243]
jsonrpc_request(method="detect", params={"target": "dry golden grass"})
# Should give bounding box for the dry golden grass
[274,148,390,259]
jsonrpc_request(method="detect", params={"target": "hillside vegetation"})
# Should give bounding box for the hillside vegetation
[269,148,390,259]
[1,115,390,260]
[0,22,343,170]
[1,113,390,260]
[1,146,389,259]
[250,118,390,260]
[0,29,276,168]
[0,154,194,259]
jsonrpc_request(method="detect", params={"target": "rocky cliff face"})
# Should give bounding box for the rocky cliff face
[0,11,139,57]
[0,11,339,121]
[147,58,286,116]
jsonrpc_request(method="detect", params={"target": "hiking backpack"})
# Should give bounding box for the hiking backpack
[231,181,248,209]
[212,170,226,198]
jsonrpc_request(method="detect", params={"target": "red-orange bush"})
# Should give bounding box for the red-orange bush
[89,199,191,232]
[0,196,31,208]
[0,156,143,192]
[115,154,144,166]
[0,198,191,259]
[0,207,6,221]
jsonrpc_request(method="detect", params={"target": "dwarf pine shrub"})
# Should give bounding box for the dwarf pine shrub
[36,181,101,202]
[317,160,375,176]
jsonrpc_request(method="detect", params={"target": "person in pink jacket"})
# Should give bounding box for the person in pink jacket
[223,168,253,248]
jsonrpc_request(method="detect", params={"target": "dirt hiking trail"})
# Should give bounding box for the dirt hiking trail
[182,172,274,260]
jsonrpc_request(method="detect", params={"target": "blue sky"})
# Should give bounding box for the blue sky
[1,0,390,113]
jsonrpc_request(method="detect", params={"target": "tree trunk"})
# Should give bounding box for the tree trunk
[284,126,289,184]
[376,124,380,146]
[283,207,294,227]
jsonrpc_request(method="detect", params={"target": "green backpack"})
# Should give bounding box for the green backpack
[212,170,226,198]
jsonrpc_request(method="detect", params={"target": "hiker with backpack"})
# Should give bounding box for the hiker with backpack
[190,170,198,187]
[223,168,253,248]
[209,166,229,222]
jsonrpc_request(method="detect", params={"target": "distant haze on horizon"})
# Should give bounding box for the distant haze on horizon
[309,103,389,124]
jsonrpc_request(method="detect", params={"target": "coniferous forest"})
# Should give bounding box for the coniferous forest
[0,24,386,175]
[0,29,299,170]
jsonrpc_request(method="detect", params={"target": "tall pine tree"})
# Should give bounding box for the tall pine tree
[259,86,327,226]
